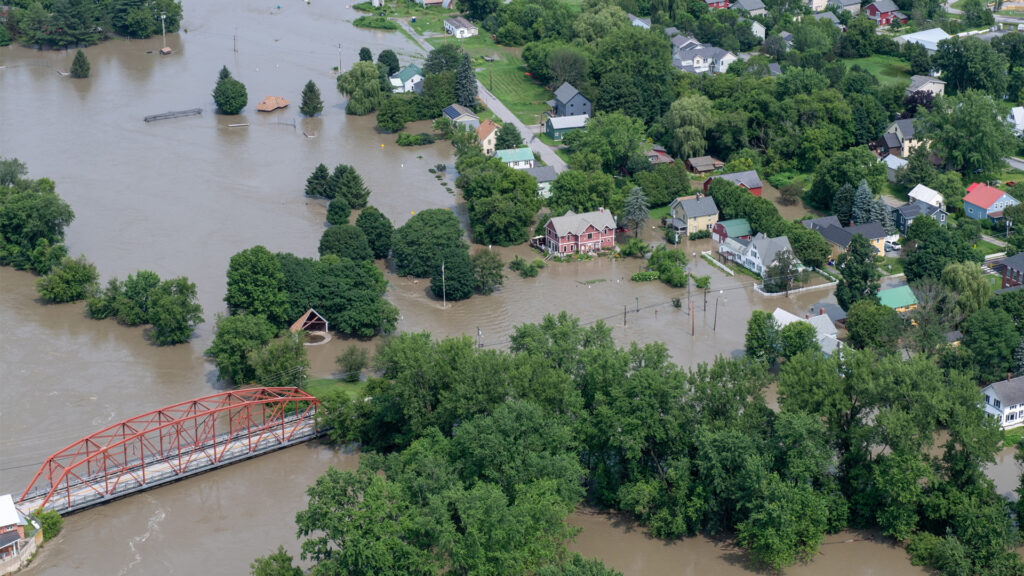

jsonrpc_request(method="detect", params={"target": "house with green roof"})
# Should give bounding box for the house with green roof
[712,218,752,242]
[878,285,918,312]
[390,63,423,94]
[495,147,535,170]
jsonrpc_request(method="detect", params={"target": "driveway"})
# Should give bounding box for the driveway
[1005,156,1024,171]
[944,0,962,14]
[397,20,568,174]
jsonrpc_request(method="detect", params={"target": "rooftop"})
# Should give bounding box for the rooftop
[708,170,762,190]
[907,75,945,92]
[444,16,475,29]
[442,103,477,120]
[731,0,765,11]
[898,28,951,51]
[984,377,1024,409]
[879,285,918,309]
[547,114,589,130]
[495,147,535,163]
[870,0,900,12]
[0,494,24,529]
[891,118,918,140]
[392,63,423,83]
[525,165,557,183]
[719,218,752,237]
[687,155,722,172]
[548,209,617,237]
[677,195,719,218]
[964,182,1008,210]
[908,184,943,207]
[476,118,498,140]
[554,82,581,105]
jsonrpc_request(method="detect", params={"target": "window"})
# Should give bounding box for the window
[985,394,991,405]
[995,399,1002,409]
[587,233,593,240]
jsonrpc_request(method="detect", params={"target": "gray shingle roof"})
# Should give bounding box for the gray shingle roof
[1003,253,1024,273]
[870,0,899,12]
[986,377,1024,409]
[548,114,588,129]
[812,11,842,24]
[554,82,580,105]
[548,209,616,237]
[803,215,842,230]
[732,0,765,11]
[817,225,854,247]
[893,118,917,140]
[750,233,793,268]
[679,196,719,218]
[710,170,762,189]
[847,221,887,240]
[881,132,901,149]
[814,301,848,323]
[907,75,944,92]
[525,165,557,183]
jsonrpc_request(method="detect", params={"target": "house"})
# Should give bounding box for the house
[443,16,478,38]
[705,0,729,8]
[779,31,794,47]
[389,63,423,94]
[801,215,842,232]
[544,208,616,255]
[878,285,918,312]
[1002,253,1024,290]
[0,493,39,572]
[813,301,848,327]
[704,170,763,196]
[885,118,924,157]
[865,0,907,25]
[673,43,738,74]
[739,16,766,39]
[772,308,842,356]
[828,0,860,14]
[526,165,557,198]
[768,62,783,77]
[686,155,724,174]
[712,218,753,242]
[731,0,767,16]
[627,13,652,28]
[671,34,702,51]
[547,82,591,118]
[981,377,1024,429]
[891,201,947,235]
[647,145,675,165]
[805,0,829,11]
[718,233,795,276]
[664,26,681,37]
[442,103,480,130]
[495,147,535,170]
[812,11,843,28]
[963,182,1020,221]
[897,28,950,53]
[805,218,887,260]
[908,183,944,209]
[545,114,588,140]
[477,119,498,156]
[876,133,902,158]
[905,75,946,97]
[667,195,719,233]
[1008,106,1024,137]
[881,154,908,182]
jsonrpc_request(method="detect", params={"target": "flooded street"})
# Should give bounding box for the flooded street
[0,1,1010,574]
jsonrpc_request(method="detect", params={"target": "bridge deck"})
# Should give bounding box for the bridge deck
[19,415,319,515]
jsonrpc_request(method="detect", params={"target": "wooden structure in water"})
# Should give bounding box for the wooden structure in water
[144,108,202,122]
[289,308,328,333]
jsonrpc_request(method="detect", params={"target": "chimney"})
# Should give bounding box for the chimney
[599,207,604,212]
[820,307,825,316]
[805,314,809,319]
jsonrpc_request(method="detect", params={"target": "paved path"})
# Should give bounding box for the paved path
[397,19,568,173]
[1004,156,1024,171]
[983,233,1008,247]
[944,0,963,14]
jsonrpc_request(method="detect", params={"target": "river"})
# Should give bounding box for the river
[0,1,996,574]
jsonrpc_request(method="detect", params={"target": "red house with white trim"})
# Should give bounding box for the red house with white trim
[544,209,616,255]
[703,170,763,197]
[865,0,907,26]
[704,0,729,8]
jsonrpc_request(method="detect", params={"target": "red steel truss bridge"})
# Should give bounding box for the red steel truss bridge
[17,387,321,515]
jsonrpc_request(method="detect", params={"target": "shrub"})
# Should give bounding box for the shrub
[396,133,436,146]
[70,49,90,78]
[37,509,63,541]
[620,238,649,257]
[337,346,369,382]
[353,16,399,30]
[632,271,660,281]
[688,229,711,240]
[36,255,99,303]
[213,77,248,114]
[326,197,352,226]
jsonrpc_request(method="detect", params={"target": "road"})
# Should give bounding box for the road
[944,0,962,14]
[1004,156,1024,171]
[397,20,568,173]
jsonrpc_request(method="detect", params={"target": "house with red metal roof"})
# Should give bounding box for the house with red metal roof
[864,0,907,26]
[963,183,1019,221]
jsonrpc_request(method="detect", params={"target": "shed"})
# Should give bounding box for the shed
[878,285,918,312]
[289,308,328,333]
[545,114,588,140]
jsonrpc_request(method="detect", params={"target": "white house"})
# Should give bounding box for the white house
[772,308,842,356]
[731,0,767,16]
[739,16,766,40]
[908,183,944,210]
[906,75,945,97]
[982,377,1024,430]
[389,63,423,94]
[804,0,828,11]
[674,43,737,74]
[718,233,795,276]
[896,28,951,53]
[880,154,908,183]
[1009,106,1024,137]
[495,147,535,170]
[444,16,478,38]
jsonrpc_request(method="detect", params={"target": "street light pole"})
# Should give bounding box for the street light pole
[714,291,724,331]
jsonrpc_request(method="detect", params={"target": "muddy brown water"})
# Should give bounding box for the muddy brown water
[0,1,1001,573]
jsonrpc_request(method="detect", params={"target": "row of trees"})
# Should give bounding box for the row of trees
[2,0,183,48]
[263,312,1023,575]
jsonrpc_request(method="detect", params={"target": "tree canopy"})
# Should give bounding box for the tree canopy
[392,209,468,278]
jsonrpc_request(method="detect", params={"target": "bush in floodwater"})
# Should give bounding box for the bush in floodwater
[337,346,369,382]
[36,255,99,303]
[37,510,63,541]
[631,271,659,281]
[70,49,90,78]
[213,74,247,115]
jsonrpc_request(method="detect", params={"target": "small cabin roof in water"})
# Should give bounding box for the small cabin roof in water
[289,308,328,333]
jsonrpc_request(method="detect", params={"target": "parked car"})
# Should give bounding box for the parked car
[885,241,902,252]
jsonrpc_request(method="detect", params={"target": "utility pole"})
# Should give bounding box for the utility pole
[442,260,446,309]
[635,296,639,313]
[234,26,238,53]
[477,327,482,348]
[623,305,627,326]
[161,12,167,50]
[337,43,342,71]
[691,301,695,336]
[714,291,724,332]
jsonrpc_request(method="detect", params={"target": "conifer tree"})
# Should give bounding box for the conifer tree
[871,197,895,234]
[305,164,331,198]
[300,80,324,117]
[219,65,232,81]
[378,49,400,76]
[455,53,477,108]
[70,49,90,79]
[834,183,855,226]
[851,179,873,225]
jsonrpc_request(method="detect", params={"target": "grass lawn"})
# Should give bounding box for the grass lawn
[304,378,367,401]
[843,55,912,86]
[879,257,904,277]
[555,147,571,164]
[975,239,1005,256]
[649,205,671,220]
[537,133,560,147]
[986,274,1003,290]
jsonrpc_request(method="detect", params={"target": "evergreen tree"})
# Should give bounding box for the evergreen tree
[834,183,855,226]
[70,49,90,79]
[300,80,324,117]
[305,164,331,198]
[622,187,649,238]
[871,198,895,234]
[851,179,873,225]
[495,124,524,150]
[455,53,478,108]
[378,49,400,76]
[359,46,373,62]
[219,65,232,81]
[329,164,371,208]
[326,197,351,226]
[213,77,248,115]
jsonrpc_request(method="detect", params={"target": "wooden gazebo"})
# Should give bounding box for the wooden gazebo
[289,308,328,334]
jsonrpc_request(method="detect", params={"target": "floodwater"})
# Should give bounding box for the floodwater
[0,1,1000,574]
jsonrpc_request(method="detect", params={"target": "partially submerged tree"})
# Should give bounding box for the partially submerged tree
[70,49,90,78]
[299,80,324,117]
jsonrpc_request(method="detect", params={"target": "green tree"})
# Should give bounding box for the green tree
[326,197,351,226]
[378,49,400,75]
[763,251,797,294]
[319,225,373,262]
[148,277,204,345]
[495,123,524,150]
[934,36,1008,96]
[737,474,829,570]
[205,314,278,385]
[225,246,290,326]
[249,331,309,387]
[86,270,162,325]
[833,183,856,226]
[70,49,90,78]
[213,76,248,115]
[940,261,993,320]
[592,27,673,124]
[219,65,232,81]
[0,24,11,47]
[546,45,589,90]
[564,111,647,174]
[745,310,781,363]
[457,0,500,21]
[780,321,820,360]
[392,209,467,277]
[430,247,474,301]
[299,80,324,117]
[455,153,541,246]
[904,218,981,282]
[36,255,99,303]
[355,206,393,259]
[787,225,831,269]
[337,61,385,115]
[337,346,368,382]
[0,157,27,186]
[36,510,63,541]
[963,307,1020,382]
[359,46,372,62]
[471,250,505,295]
[662,93,716,159]
[424,43,464,75]
[375,96,412,132]
[807,146,885,211]
[835,235,880,311]
[845,300,901,350]
[0,172,75,273]
[304,163,331,198]
[328,164,371,208]
[922,90,1016,177]
[250,545,302,576]
[621,187,649,238]
[963,0,996,31]
[548,170,615,215]
[850,179,873,225]
[455,53,477,108]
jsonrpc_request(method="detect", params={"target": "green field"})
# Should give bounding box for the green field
[879,257,904,277]
[975,239,1005,257]
[426,35,553,124]
[304,378,367,401]
[844,55,912,86]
